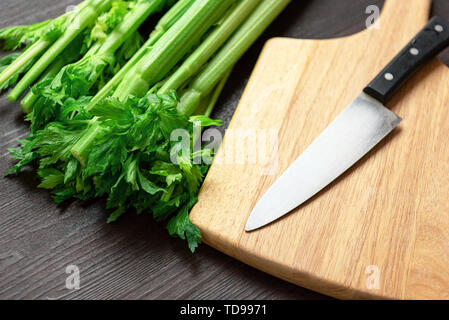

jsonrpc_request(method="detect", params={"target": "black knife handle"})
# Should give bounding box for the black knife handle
[364,16,449,104]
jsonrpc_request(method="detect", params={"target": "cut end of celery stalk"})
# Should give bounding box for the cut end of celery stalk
[20,92,37,114]
[70,120,102,167]
[7,91,20,103]
[178,90,201,115]
[71,149,88,169]
[20,103,33,115]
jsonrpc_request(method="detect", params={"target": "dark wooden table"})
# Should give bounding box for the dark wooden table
[1,0,449,300]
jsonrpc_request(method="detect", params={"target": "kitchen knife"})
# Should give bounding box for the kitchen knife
[246,16,449,232]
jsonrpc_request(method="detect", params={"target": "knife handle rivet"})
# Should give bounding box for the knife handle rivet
[410,48,419,55]
[435,24,444,32]
[384,73,394,81]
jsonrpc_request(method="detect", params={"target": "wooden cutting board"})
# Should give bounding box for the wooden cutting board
[190,0,449,299]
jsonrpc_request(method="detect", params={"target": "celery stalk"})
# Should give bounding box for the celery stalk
[113,0,236,100]
[159,0,261,94]
[178,0,291,115]
[0,40,49,88]
[8,0,113,102]
[204,67,233,117]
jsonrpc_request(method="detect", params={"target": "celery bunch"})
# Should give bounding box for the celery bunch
[2,0,291,251]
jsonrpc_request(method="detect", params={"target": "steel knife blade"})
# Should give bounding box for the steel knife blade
[245,16,449,231]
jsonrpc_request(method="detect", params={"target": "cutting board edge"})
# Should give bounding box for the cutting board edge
[199,232,394,300]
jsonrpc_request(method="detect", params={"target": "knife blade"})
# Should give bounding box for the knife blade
[246,16,449,232]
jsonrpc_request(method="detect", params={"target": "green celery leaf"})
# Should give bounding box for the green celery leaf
[180,163,203,194]
[37,168,64,189]
[189,115,222,128]
[107,206,127,223]
[52,186,77,204]
[84,135,127,177]
[0,20,51,50]
[36,123,86,167]
[89,0,131,44]
[6,137,39,174]
[106,174,132,209]
[64,157,80,184]
[153,193,188,221]
[138,169,165,195]
[124,155,139,191]
[89,97,134,123]
[150,161,183,186]
[166,196,201,253]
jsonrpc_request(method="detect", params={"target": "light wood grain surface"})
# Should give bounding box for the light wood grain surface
[191,0,449,299]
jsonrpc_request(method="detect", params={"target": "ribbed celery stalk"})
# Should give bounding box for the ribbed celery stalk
[178,0,291,115]
[159,0,261,94]
[113,0,236,100]
[203,67,233,117]
[8,0,113,102]
[85,0,195,113]
[98,0,165,57]
[0,40,49,88]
